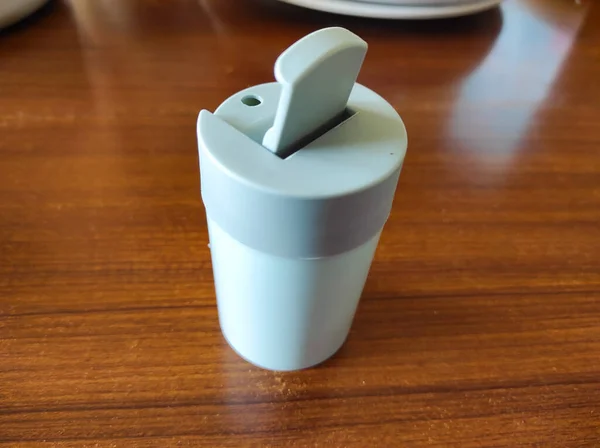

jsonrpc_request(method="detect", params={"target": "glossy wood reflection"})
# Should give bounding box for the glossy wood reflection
[1,0,599,446]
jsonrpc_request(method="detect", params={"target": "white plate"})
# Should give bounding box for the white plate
[356,0,484,6]
[0,0,48,29]
[276,0,502,19]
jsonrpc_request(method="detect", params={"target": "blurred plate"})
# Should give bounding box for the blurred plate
[276,0,502,19]
[357,0,482,5]
[0,0,48,29]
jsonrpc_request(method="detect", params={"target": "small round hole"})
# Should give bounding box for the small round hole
[241,95,262,107]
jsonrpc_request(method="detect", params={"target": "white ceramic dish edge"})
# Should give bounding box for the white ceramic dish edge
[0,0,49,29]
[276,0,502,19]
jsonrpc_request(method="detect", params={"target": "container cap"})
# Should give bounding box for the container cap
[197,28,407,258]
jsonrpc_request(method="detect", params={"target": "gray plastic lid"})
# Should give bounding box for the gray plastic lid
[197,29,407,259]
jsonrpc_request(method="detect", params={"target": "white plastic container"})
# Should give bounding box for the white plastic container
[197,28,407,371]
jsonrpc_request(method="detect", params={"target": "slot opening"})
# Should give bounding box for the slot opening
[278,108,357,160]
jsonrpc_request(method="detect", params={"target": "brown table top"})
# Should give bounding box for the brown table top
[1,0,599,446]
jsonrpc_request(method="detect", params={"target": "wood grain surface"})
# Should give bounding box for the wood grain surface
[1,0,599,446]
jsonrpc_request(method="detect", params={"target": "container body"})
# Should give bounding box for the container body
[207,218,381,371]
[198,81,407,371]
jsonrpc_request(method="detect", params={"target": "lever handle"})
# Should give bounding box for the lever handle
[262,27,368,158]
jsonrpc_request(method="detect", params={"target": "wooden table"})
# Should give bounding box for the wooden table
[1,0,599,446]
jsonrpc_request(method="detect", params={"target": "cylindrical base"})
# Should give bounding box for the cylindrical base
[207,219,380,371]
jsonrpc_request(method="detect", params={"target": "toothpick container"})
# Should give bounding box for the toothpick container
[197,29,408,371]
